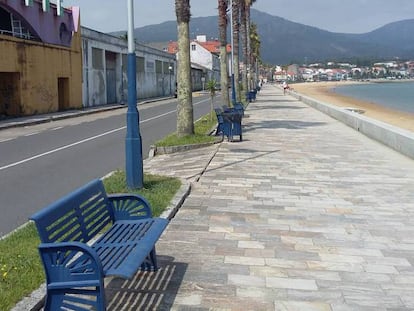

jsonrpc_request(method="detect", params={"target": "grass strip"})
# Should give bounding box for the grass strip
[156,111,218,147]
[2,109,216,310]
[0,171,181,311]
[103,171,181,217]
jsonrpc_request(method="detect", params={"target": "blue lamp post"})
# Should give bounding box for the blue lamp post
[125,0,143,188]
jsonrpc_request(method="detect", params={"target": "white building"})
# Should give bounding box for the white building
[189,36,220,82]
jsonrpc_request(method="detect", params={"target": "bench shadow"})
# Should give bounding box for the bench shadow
[106,255,187,310]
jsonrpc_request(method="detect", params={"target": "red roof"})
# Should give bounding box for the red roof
[167,40,231,54]
[167,41,178,54]
[199,40,232,54]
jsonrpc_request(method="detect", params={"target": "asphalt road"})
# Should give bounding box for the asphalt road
[0,94,220,237]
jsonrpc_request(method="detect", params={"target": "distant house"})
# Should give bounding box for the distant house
[167,35,231,85]
[196,35,232,78]
[406,61,414,77]
[273,71,287,82]
[194,36,232,56]
[325,69,346,81]
[189,40,220,82]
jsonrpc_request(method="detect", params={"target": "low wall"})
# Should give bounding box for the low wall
[290,91,414,160]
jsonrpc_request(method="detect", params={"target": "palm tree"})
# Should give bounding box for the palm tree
[250,22,261,87]
[240,1,247,95]
[241,0,256,92]
[175,0,194,137]
[205,79,217,122]
[232,0,241,103]
[248,0,257,88]
[218,0,230,107]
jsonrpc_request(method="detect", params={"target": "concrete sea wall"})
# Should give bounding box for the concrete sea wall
[290,91,414,160]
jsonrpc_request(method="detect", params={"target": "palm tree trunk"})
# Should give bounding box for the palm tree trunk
[246,2,252,90]
[175,0,194,137]
[250,22,260,89]
[232,0,241,103]
[240,1,248,96]
[218,0,230,107]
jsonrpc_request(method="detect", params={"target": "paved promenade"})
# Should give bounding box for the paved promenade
[106,85,414,310]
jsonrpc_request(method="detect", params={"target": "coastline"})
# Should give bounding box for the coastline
[291,81,414,132]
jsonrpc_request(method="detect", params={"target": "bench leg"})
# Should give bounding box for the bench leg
[39,246,107,311]
[45,286,106,311]
[140,248,159,271]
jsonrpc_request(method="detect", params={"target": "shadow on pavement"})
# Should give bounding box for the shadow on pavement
[244,120,327,131]
[106,256,187,310]
[202,149,280,176]
[247,103,305,109]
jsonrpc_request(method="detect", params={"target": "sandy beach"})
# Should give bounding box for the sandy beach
[291,81,414,133]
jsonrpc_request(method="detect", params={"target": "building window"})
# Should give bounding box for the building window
[155,60,163,74]
[163,62,173,74]
[0,7,38,41]
[191,44,196,51]
[146,61,155,72]
[136,56,145,72]
[92,48,103,69]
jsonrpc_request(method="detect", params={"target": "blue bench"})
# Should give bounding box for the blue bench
[214,107,225,137]
[29,179,168,311]
[216,105,243,142]
[246,89,257,102]
[230,102,244,117]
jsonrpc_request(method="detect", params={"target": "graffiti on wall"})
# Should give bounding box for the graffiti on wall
[34,85,55,112]
[91,70,105,106]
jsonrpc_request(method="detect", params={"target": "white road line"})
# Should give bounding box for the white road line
[0,127,125,171]
[0,99,209,171]
[24,132,39,137]
[195,98,209,105]
[141,110,175,123]
[0,138,12,143]
[0,109,179,171]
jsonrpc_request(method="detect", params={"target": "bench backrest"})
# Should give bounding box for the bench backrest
[234,102,244,111]
[214,108,223,123]
[30,179,113,244]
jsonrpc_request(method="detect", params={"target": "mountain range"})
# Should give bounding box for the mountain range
[111,9,414,65]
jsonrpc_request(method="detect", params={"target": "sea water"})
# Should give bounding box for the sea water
[333,81,414,114]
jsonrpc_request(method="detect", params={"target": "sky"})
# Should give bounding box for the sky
[62,0,414,34]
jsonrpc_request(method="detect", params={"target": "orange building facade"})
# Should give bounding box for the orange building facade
[0,0,82,117]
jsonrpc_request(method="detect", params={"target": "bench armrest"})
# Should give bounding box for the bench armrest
[108,194,153,220]
[38,242,104,283]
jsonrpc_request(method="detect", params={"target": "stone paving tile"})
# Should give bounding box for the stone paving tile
[274,300,332,311]
[106,85,414,310]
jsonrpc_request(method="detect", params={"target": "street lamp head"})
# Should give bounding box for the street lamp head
[168,65,173,71]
